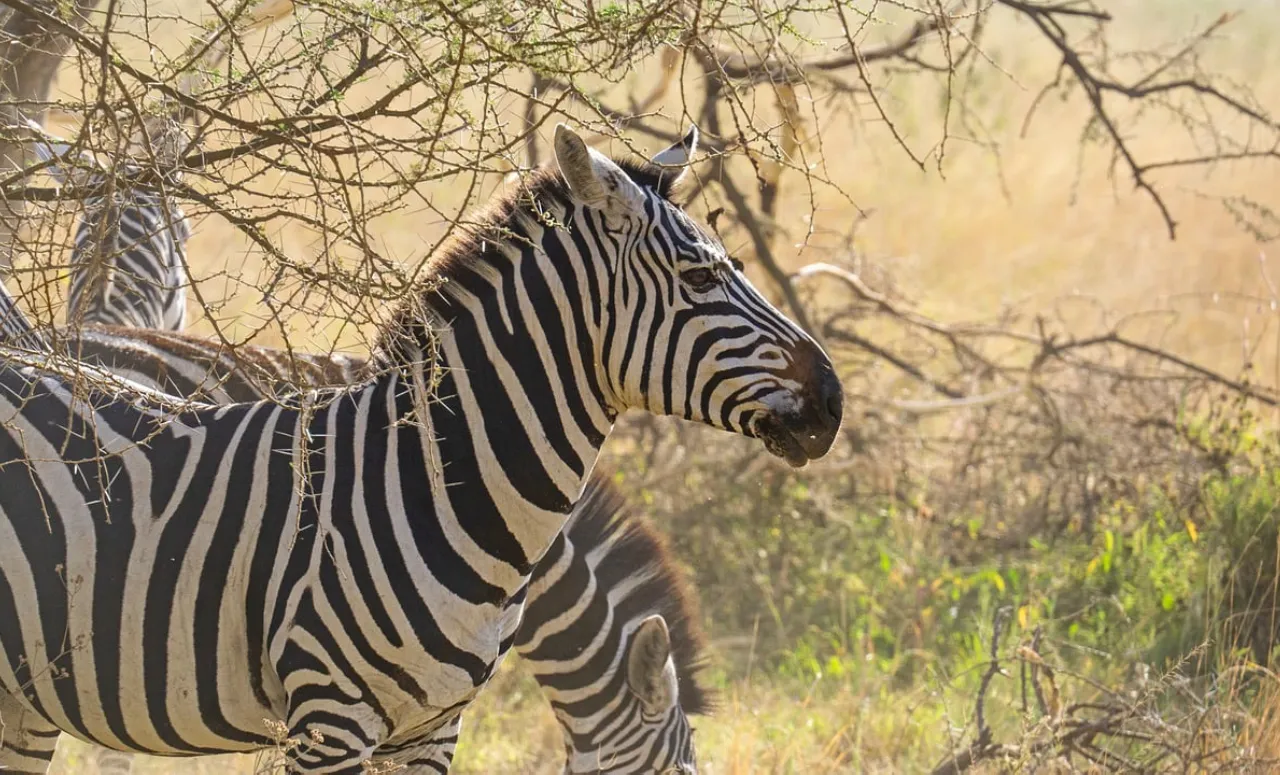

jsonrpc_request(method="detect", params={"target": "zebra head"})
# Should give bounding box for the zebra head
[553,124,843,466]
[564,615,699,775]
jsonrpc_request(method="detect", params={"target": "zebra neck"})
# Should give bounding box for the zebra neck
[374,263,615,586]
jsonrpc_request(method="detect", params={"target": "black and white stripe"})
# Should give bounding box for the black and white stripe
[0,123,841,773]
[30,129,189,331]
[0,279,48,351]
[521,475,712,775]
[58,321,712,773]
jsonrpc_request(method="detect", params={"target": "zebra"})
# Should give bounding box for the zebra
[522,470,713,774]
[0,277,49,351]
[56,322,713,773]
[29,125,190,330]
[0,123,843,773]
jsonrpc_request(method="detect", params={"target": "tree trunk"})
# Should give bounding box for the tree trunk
[0,0,103,272]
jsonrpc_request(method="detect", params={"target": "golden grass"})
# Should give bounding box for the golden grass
[26,1,1280,772]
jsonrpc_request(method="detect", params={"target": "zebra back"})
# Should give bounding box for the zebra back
[67,325,365,403]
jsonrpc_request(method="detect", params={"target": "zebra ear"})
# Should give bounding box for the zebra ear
[553,124,646,215]
[650,125,699,184]
[626,615,678,714]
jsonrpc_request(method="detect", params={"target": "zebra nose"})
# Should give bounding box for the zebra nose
[818,367,843,431]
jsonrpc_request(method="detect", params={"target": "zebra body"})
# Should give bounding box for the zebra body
[0,124,842,773]
[0,350,538,767]
[60,322,712,773]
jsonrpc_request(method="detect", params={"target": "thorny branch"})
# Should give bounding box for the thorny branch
[995,0,1278,238]
[927,617,1272,773]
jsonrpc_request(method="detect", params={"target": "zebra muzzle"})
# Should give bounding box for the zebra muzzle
[757,348,843,466]
[754,401,839,467]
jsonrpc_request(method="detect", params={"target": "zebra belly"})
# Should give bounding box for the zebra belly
[0,495,283,756]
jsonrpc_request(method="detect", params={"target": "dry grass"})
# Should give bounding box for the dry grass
[44,659,938,774]
[28,0,1280,772]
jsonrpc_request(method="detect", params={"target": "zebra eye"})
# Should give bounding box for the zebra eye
[679,267,717,292]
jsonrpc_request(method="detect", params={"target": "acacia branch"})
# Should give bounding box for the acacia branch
[996,0,1278,239]
[706,10,951,85]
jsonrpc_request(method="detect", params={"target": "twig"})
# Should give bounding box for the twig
[930,607,1010,775]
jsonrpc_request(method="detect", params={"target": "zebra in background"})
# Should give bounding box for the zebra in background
[522,471,713,774]
[28,122,190,331]
[0,123,842,772]
[0,278,48,351]
[52,321,713,773]
[22,1,295,336]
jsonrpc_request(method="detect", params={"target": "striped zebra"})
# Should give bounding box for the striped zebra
[30,127,190,330]
[23,174,710,770]
[60,322,712,773]
[0,278,48,351]
[0,123,842,773]
[523,472,712,774]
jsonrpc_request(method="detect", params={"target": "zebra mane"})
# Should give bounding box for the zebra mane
[568,470,715,716]
[373,150,691,361]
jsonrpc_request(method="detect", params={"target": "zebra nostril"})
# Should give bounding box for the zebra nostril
[818,370,843,428]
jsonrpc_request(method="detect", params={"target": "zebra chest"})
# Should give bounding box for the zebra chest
[379,639,515,748]
[375,588,529,746]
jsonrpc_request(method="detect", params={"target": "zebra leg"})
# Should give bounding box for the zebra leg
[370,715,461,774]
[281,703,383,774]
[93,744,134,774]
[0,689,59,773]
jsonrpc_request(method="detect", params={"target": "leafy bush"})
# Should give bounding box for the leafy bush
[602,380,1280,701]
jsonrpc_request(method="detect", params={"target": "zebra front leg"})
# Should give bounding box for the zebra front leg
[280,698,386,774]
[370,715,461,774]
[0,689,59,773]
